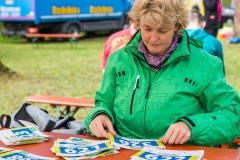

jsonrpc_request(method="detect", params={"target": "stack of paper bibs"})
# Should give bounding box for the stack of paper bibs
[51,137,119,159]
[109,134,204,160]
[50,133,204,160]
[0,126,50,146]
[0,147,56,159]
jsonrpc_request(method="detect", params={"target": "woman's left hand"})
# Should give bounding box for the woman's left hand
[159,121,191,145]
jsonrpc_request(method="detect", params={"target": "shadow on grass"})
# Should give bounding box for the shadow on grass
[0,59,17,76]
[0,67,18,78]
[0,71,17,77]
[0,35,28,43]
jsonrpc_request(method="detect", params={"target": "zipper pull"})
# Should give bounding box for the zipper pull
[130,75,140,115]
[134,75,140,90]
[145,84,151,98]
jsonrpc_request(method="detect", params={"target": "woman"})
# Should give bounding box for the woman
[85,0,240,146]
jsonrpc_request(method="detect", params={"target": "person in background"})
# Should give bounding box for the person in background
[186,9,225,73]
[101,19,137,73]
[85,0,240,146]
[203,0,223,37]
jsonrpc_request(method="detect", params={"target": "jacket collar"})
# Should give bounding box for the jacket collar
[124,30,192,68]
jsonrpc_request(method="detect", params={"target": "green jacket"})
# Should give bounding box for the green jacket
[85,30,240,146]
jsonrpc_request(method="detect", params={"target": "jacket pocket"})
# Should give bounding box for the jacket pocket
[130,75,140,115]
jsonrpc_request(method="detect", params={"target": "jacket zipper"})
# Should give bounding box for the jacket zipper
[143,69,152,138]
[145,84,151,98]
[130,75,140,115]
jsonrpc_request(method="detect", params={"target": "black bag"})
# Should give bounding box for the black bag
[0,103,57,131]
[0,103,86,134]
[52,116,86,135]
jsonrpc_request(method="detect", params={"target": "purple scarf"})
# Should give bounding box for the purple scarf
[138,38,178,72]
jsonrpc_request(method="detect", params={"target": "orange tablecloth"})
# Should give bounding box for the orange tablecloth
[0,131,239,160]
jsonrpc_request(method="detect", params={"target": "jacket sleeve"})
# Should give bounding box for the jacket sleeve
[85,54,117,136]
[178,62,240,146]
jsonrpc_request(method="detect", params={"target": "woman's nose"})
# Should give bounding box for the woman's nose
[150,33,159,42]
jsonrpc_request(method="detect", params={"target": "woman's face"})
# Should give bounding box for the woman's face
[140,21,178,56]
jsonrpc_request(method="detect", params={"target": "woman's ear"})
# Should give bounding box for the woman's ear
[174,24,180,31]
[201,21,206,29]
[174,24,181,37]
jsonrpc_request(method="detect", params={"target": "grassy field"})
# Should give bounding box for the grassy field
[223,0,231,6]
[0,35,107,119]
[0,33,240,120]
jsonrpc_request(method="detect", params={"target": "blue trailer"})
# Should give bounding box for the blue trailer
[0,0,134,36]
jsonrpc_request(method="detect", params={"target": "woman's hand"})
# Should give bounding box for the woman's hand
[89,114,116,139]
[159,121,191,145]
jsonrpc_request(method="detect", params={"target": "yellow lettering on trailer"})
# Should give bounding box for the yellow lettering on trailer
[52,6,80,15]
[90,5,113,13]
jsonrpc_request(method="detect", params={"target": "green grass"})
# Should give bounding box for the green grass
[0,33,240,120]
[0,35,107,119]
[222,40,240,89]
[223,0,231,6]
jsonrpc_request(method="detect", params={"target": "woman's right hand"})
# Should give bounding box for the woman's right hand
[89,114,116,139]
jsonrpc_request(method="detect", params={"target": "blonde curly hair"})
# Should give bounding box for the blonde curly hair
[128,0,189,37]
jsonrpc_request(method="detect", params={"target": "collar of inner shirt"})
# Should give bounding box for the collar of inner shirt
[138,37,179,70]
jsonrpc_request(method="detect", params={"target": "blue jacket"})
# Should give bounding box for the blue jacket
[186,28,225,73]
